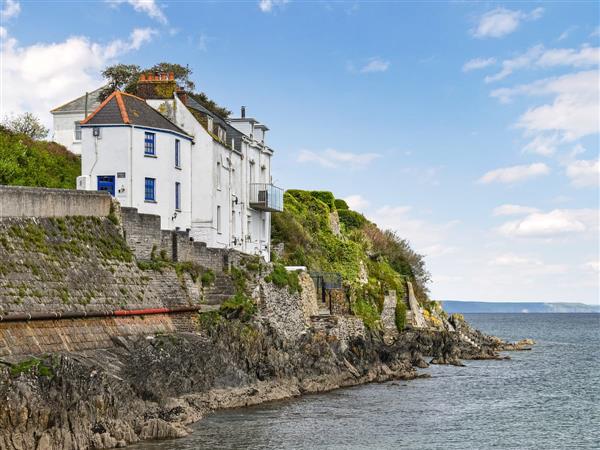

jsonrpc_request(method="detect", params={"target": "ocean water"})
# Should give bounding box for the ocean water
[132,314,600,449]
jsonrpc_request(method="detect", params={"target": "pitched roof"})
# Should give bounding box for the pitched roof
[50,86,105,114]
[185,96,244,151]
[81,91,191,137]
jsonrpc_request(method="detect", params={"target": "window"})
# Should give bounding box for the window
[144,132,156,156]
[144,178,156,202]
[74,121,82,141]
[216,161,221,190]
[175,139,181,168]
[175,182,181,210]
[217,205,222,234]
[249,161,255,185]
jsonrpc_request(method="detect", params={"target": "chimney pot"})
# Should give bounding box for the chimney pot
[241,106,246,118]
[140,74,146,81]
[169,72,174,80]
[148,74,153,81]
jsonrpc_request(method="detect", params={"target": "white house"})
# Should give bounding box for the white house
[78,90,194,231]
[50,87,104,155]
[69,72,282,261]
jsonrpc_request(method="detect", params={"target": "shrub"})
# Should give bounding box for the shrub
[220,293,257,321]
[200,269,215,286]
[334,199,349,210]
[352,298,380,330]
[9,356,54,378]
[338,209,367,230]
[264,263,301,294]
[395,301,407,332]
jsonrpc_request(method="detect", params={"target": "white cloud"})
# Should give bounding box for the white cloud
[522,134,559,156]
[583,260,599,272]
[421,244,457,257]
[344,194,370,211]
[489,253,567,274]
[1,0,20,20]
[107,0,167,24]
[478,163,550,184]
[0,28,156,126]
[493,204,540,216]
[258,0,289,13]
[485,45,599,83]
[496,209,597,238]
[566,159,599,187]
[297,148,380,169]
[360,57,390,74]
[591,27,600,38]
[491,71,599,142]
[462,57,496,72]
[472,7,543,39]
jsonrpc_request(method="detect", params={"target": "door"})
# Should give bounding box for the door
[97,175,115,196]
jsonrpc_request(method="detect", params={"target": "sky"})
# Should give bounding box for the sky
[1,0,598,304]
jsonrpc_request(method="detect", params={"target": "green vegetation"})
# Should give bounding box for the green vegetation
[264,263,301,293]
[9,356,55,378]
[272,189,431,330]
[0,126,80,189]
[219,292,257,322]
[395,301,407,332]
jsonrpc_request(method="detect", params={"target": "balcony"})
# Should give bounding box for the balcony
[249,183,284,212]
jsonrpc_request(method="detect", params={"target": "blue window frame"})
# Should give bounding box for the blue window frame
[144,132,155,156]
[144,178,156,202]
[175,139,181,168]
[175,182,181,210]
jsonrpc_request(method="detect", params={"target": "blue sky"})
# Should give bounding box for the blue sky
[1,0,598,303]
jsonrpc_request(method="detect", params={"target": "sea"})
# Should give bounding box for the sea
[130,314,600,450]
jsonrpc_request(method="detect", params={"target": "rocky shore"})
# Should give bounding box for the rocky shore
[0,309,531,450]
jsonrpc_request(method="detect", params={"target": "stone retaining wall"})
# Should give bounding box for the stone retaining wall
[0,185,111,218]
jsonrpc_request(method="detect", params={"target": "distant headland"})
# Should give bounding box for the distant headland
[442,301,600,314]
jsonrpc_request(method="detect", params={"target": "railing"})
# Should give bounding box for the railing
[249,183,284,212]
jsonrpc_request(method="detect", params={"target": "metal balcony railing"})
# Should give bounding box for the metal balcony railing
[249,183,284,212]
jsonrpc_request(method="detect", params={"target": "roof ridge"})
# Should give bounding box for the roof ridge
[119,91,148,102]
[115,92,130,124]
[80,91,117,125]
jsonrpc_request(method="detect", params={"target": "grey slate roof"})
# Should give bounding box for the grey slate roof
[81,92,191,138]
[185,96,244,151]
[50,86,105,114]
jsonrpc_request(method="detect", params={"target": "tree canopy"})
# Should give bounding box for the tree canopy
[99,62,231,118]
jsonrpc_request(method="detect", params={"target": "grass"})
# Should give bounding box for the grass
[264,263,301,294]
[9,356,55,378]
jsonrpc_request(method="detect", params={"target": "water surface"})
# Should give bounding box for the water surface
[131,314,600,449]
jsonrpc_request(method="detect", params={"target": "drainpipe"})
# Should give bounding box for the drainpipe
[129,125,133,207]
[228,147,233,248]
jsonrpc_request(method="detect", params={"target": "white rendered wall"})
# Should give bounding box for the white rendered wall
[52,112,85,155]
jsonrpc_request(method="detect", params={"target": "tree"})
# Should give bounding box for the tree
[1,113,49,140]
[98,62,231,118]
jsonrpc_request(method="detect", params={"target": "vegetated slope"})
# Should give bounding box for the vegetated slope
[0,126,80,189]
[271,190,432,323]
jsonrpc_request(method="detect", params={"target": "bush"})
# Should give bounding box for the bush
[334,199,349,210]
[352,298,380,330]
[220,293,257,321]
[264,263,301,293]
[338,209,367,230]
[395,301,407,332]
[201,269,215,286]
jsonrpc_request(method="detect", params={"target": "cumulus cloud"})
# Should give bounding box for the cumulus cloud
[491,71,599,142]
[297,149,380,169]
[472,7,543,39]
[496,209,597,238]
[493,205,540,216]
[462,57,496,72]
[566,159,599,187]
[258,0,289,13]
[1,0,20,20]
[344,194,370,211]
[0,27,156,126]
[478,163,550,184]
[107,0,167,24]
[484,44,599,83]
[360,57,390,73]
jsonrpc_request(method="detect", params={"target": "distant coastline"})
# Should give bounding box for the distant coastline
[442,301,600,314]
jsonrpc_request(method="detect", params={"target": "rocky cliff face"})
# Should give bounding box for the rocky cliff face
[0,279,524,450]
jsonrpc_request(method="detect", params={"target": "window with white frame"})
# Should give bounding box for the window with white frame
[74,121,82,141]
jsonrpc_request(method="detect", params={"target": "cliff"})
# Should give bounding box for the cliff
[0,187,531,450]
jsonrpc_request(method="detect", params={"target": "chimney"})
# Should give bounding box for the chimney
[176,88,188,105]
[241,106,246,118]
[169,72,174,80]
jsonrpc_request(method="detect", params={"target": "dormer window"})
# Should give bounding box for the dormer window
[218,126,226,142]
[207,116,213,131]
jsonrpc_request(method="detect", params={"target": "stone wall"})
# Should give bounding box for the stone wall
[0,314,178,357]
[121,207,242,273]
[298,272,319,323]
[381,290,398,343]
[0,185,111,218]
